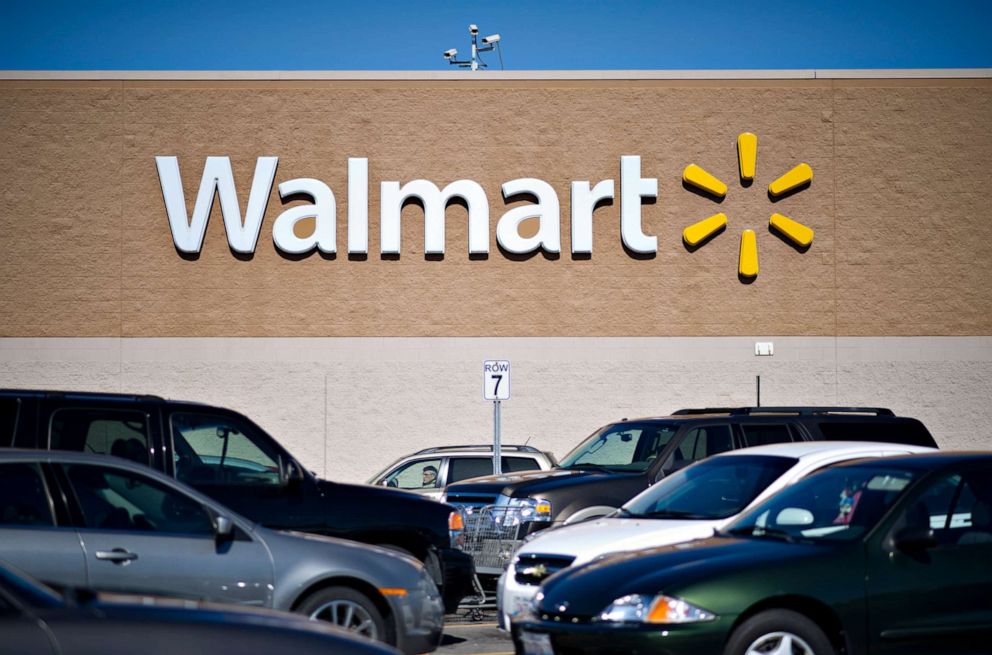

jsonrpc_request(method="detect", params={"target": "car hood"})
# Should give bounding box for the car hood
[517,517,720,566]
[537,536,830,617]
[446,468,638,497]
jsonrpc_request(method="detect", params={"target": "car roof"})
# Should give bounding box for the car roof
[821,450,992,471]
[713,441,936,461]
[613,407,910,422]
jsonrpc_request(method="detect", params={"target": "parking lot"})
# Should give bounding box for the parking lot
[439,611,511,655]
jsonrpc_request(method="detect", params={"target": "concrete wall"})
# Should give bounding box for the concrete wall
[2,337,990,483]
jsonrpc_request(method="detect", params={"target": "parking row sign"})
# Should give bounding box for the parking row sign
[483,360,510,400]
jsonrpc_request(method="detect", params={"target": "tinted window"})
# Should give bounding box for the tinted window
[65,464,213,535]
[741,424,795,447]
[0,463,55,527]
[626,455,796,520]
[449,457,493,484]
[503,456,542,473]
[171,413,282,486]
[818,420,936,447]
[665,425,734,469]
[0,398,19,447]
[901,468,992,547]
[384,458,442,489]
[49,408,150,466]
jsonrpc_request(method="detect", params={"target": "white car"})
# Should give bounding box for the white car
[497,440,935,628]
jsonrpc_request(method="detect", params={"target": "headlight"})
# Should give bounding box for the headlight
[501,497,552,525]
[598,594,715,624]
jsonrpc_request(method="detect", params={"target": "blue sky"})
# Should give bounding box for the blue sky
[2,0,991,70]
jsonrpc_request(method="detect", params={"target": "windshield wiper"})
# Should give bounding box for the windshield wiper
[642,509,712,520]
[564,463,616,473]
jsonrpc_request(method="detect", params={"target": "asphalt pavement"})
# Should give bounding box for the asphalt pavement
[435,610,512,655]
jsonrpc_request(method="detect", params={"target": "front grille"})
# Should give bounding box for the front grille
[445,492,499,513]
[513,553,576,586]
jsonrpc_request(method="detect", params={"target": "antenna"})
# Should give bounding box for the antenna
[443,24,504,71]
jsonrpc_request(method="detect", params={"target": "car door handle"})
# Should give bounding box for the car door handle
[95,548,138,564]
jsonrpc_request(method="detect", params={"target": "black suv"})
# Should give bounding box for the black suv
[443,406,937,576]
[0,389,474,612]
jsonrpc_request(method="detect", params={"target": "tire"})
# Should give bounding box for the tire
[724,609,835,655]
[296,586,390,644]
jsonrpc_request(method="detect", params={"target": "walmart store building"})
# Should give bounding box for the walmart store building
[1,69,991,482]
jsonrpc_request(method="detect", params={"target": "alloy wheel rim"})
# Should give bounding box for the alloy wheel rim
[744,631,815,655]
[308,599,379,639]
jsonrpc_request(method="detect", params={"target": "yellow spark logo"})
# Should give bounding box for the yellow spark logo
[681,133,814,279]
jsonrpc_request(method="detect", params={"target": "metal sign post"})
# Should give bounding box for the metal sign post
[483,360,510,476]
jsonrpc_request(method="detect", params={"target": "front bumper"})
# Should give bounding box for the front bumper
[511,617,729,655]
[393,570,445,655]
[497,562,541,630]
[439,547,475,613]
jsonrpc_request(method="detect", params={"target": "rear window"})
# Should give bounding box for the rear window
[818,420,936,447]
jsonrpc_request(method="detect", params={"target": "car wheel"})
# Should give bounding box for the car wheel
[724,609,835,655]
[297,586,389,643]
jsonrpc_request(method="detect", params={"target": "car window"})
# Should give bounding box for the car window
[503,456,542,473]
[741,423,796,447]
[0,463,55,527]
[726,465,918,542]
[384,458,442,489]
[626,455,796,520]
[899,468,992,547]
[0,398,19,447]
[64,464,214,535]
[448,457,493,484]
[49,408,150,466]
[817,420,936,447]
[559,422,680,472]
[171,413,282,486]
[664,425,734,470]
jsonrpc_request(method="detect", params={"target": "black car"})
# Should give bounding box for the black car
[444,407,937,576]
[0,561,400,655]
[512,452,992,655]
[0,389,473,612]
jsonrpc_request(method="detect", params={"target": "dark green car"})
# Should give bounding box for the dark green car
[512,452,992,655]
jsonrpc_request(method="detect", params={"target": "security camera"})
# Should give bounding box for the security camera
[468,24,478,34]
[443,48,457,59]
[481,34,501,44]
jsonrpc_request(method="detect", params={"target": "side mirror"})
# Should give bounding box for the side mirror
[894,525,937,552]
[214,515,234,540]
[279,458,305,487]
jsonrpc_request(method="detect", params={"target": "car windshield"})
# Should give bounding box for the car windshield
[723,465,919,543]
[622,455,797,520]
[559,422,679,473]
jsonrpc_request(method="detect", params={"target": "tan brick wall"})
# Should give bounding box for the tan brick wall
[1,78,990,337]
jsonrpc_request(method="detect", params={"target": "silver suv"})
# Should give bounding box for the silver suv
[368,445,556,500]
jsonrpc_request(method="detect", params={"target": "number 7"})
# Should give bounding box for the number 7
[493,374,503,396]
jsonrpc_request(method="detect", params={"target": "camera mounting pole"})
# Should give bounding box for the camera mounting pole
[443,24,503,71]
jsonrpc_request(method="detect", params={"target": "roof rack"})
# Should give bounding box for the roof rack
[672,406,895,417]
[0,389,165,403]
[412,444,541,455]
